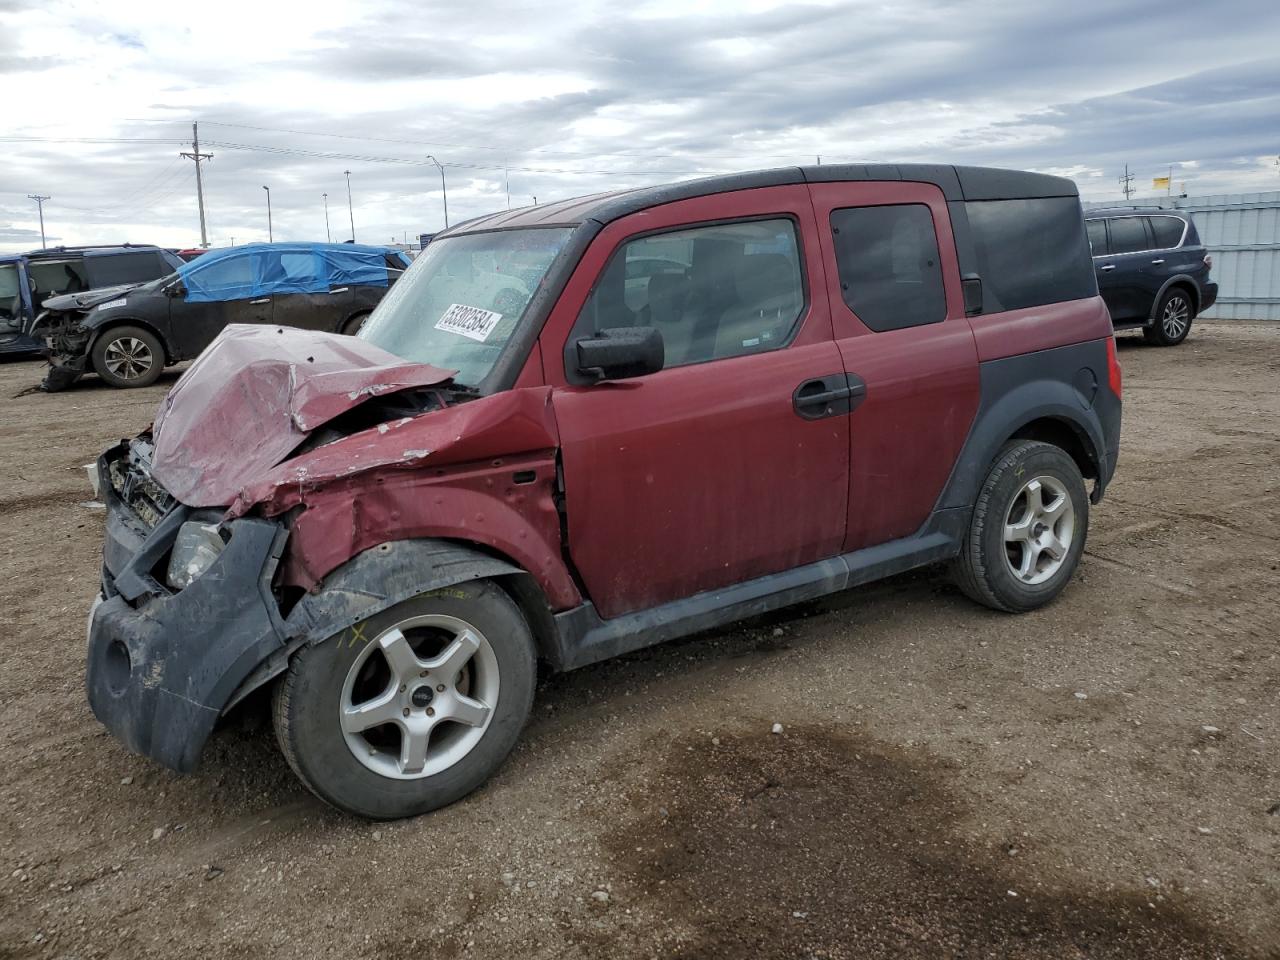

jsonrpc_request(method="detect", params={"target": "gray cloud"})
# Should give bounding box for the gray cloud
[2,0,1279,251]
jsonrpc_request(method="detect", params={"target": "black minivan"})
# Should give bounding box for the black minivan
[1084,207,1217,346]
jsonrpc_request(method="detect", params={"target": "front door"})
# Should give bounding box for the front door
[169,251,273,357]
[543,186,850,620]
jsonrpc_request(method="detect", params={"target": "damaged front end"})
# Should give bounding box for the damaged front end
[85,324,568,773]
[40,311,92,391]
[87,438,291,771]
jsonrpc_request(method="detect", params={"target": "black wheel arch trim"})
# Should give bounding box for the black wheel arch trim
[1149,274,1201,319]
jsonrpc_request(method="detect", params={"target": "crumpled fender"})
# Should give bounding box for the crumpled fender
[224,386,579,609]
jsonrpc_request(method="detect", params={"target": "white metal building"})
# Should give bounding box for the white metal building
[1084,191,1280,321]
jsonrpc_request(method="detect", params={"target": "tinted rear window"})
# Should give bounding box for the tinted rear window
[965,198,1095,312]
[85,251,171,287]
[830,204,946,332]
[1149,216,1185,249]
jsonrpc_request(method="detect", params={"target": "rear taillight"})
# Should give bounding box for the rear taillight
[1204,253,1213,270]
[1106,335,1122,398]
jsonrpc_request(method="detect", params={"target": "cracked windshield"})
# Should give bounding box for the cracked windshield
[359,227,572,386]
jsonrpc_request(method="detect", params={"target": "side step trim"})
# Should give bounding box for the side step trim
[549,514,965,672]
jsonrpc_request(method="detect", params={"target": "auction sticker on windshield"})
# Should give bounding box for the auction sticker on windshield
[435,303,504,342]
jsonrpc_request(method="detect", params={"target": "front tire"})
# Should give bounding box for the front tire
[91,325,164,388]
[340,312,370,336]
[951,441,1089,613]
[1143,287,1194,346]
[272,580,536,820]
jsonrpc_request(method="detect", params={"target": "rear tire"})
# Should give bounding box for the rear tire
[272,580,536,820]
[1143,287,1194,346]
[90,325,164,388]
[951,441,1088,613]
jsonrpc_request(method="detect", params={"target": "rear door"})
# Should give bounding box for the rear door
[807,181,980,552]
[543,186,850,619]
[1094,216,1152,322]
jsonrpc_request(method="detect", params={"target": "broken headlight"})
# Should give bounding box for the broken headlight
[165,521,226,590]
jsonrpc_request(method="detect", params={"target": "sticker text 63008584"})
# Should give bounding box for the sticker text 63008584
[435,303,504,342]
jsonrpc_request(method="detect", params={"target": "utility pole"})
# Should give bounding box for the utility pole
[27,194,49,248]
[505,163,511,210]
[1119,163,1135,201]
[179,122,213,248]
[322,193,331,242]
[426,155,449,228]
[344,170,355,241]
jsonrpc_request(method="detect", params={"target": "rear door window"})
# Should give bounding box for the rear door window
[1107,217,1151,255]
[1148,216,1185,250]
[1086,220,1109,256]
[27,259,90,297]
[830,204,946,332]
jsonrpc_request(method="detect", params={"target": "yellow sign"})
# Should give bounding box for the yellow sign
[1153,176,1171,189]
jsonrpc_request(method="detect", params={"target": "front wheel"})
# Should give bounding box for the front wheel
[91,325,164,388]
[272,580,536,820]
[950,440,1089,613]
[1143,288,1194,346]
[340,312,370,336]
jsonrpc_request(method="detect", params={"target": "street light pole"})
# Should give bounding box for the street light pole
[426,155,449,228]
[262,185,273,242]
[27,194,49,248]
[344,170,355,241]
[322,192,331,242]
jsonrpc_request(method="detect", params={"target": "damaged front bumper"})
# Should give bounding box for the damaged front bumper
[86,442,291,771]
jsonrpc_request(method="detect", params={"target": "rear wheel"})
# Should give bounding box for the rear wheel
[951,440,1089,613]
[1143,288,1194,346]
[272,580,536,820]
[91,325,164,388]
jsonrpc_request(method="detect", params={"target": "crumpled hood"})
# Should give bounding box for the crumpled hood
[42,283,140,313]
[149,324,456,507]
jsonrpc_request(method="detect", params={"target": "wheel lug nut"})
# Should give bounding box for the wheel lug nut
[402,707,410,717]
[436,684,446,692]
[399,684,407,693]
[420,671,428,678]
[426,707,435,717]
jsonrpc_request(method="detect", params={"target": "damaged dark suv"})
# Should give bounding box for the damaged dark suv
[88,165,1121,819]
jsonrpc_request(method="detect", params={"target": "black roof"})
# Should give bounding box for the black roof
[21,243,167,259]
[446,164,1080,236]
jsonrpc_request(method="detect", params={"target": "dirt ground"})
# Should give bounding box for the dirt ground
[1,321,1277,960]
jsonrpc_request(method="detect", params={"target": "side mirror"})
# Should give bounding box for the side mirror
[168,281,187,298]
[961,273,983,317]
[576,326,664,381]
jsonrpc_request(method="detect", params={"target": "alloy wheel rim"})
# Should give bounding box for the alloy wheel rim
[1003,475,1075,586]
[103,337,153,380]
[1162,296,1189,339]
[339,613,499,780]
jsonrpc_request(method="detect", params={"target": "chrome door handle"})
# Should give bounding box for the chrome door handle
[1150,259,1165,265]
[1099,264,1116,272]
[328,287,350,295]
[250,298,271,305]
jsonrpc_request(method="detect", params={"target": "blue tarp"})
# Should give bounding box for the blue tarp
[180,243,406,304]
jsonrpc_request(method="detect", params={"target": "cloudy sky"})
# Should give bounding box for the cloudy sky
[1,0,1277,252]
